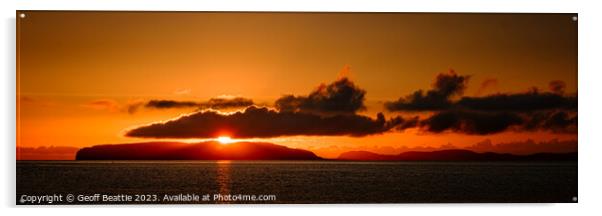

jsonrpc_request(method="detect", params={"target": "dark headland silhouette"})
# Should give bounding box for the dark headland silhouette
[337,149,577,161]
[76,141,322,160]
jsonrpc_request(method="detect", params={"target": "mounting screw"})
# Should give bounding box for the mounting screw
[572,16,577,21]
[572,196,577,202]
[19,13,26,19]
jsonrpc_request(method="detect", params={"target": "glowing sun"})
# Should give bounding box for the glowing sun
[216,136,235,144]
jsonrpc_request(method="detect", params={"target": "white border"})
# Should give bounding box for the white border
[2,0,602,215]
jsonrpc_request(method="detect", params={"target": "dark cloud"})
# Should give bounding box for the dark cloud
[145,100,199,109]
[432,70,470,97]
[126,101,145,114]
[419,110,524,135]
[125,106,408,139]
[384,70,470,111]
[418,109,577,135]
[390,116,420,131]
[126,78,419,139]
[383,70,577,134]
[199,97,254,109]
[543,111,577,132]
[524,111,577,133]
[457,92,577,112]
[135,97,255,111]
[385,72,576,113]
[412,82,577,134]
[275,77,366,114]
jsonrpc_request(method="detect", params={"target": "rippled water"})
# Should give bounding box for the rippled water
[16,161,577,204]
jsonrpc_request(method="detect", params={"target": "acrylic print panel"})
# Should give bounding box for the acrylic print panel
[16,11,577,204]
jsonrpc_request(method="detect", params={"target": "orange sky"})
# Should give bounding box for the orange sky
[16,12,577,159]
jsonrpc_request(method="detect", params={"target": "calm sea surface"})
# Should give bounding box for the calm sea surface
[16,161,577,204]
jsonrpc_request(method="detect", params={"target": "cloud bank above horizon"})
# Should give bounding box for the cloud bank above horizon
[122,70,577,139]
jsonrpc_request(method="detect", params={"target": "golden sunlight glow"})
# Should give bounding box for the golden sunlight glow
[217,136,235,144]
